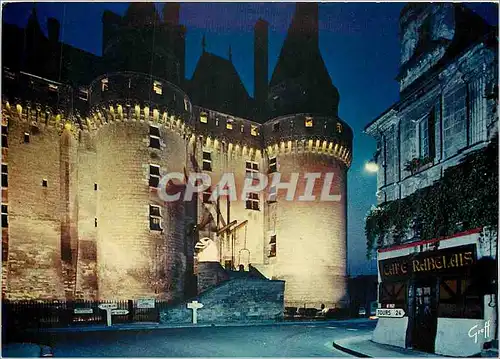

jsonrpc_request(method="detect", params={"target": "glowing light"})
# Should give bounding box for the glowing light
[251,125,258,136]
[64,122,72,131]
[365,162,379,173]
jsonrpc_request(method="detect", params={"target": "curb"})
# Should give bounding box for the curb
[29,318,375,334]
[332,340,371,358]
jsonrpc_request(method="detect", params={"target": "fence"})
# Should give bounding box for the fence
[2,299,171,330]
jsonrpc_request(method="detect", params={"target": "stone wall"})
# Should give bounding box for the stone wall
[5,115,66,300]
[160,277,285,324]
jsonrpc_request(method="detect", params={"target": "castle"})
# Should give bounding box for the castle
[1,2,352,309]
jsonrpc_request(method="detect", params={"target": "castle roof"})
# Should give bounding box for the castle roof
[187,51,256,120]
[268,3,340,118]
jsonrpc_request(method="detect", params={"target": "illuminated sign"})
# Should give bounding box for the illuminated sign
[380,244,476,281]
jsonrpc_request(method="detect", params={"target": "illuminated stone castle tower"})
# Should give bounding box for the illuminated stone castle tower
[1,2,352,308]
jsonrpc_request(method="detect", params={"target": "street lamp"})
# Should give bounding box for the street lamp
[365,161,379,173]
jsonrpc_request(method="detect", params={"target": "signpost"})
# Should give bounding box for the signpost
[111,309,129,316]
[98,303,118,326]
[137,298,155,309]
[73,308,93,314]
[187,300,204,324]
[376,308,406,318]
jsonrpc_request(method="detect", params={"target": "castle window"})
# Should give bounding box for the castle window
[226,119,233,130]
[336,123,343,133]
[150,137,160,149]
[245,192,259,211]
[251,125,258,136]
[153,81,163,95]
[245,161,259,179]
[78,88,89,101]
[94,183,98,191]
[268,185,277,202]
[269,157,277,173]
[48,83,58,92]
[202,186,212,204]
[184,98,189,112]
[202,151,212,172]
[94,218,98,228]
[101,78,108,92]
[2,205,8,228]
[1,126,7,148]
[273,123,280,132]
[305,117,313,127]
[149,126,161,149]
[24,132,30,143]
[419,117,429,158]
[200,112,208,123]
[149,205,162,231]
[443,85,467,158]
[42,179,48,187]
[240,124,244,133]
[215,118,219,126]
[269,235,276,257]
[150,126,160,137]
[149,165,161,188]
[1,165,7,188]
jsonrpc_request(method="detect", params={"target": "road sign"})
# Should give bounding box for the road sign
[73,308,93,314]
[137,298,155,309]
[98,303,117,310]
[187,300,204,324]
[376,308,406,318]
[111,309,129,316]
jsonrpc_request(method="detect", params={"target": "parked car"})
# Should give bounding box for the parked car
[358,307,366,316]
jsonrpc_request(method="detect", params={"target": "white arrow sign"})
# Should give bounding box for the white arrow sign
[376,308,406,318]
[98,304,118,326]
[111,309,129,316]
[73,308,93,314]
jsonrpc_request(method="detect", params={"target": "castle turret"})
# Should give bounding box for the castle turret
[163,3,180,25]
[254,18,269,122]
[268,3,339,118]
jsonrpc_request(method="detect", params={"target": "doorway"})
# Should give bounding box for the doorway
[412,279,438,353]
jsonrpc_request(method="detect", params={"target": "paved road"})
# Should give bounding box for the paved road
[45,319,377,357]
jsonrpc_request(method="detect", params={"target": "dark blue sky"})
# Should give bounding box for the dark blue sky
[3,2,498,276]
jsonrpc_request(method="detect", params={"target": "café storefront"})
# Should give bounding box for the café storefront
[372,229,497,356]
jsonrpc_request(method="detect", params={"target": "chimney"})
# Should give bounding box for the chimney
[254,18,269,118]
[102,10,122,56]
[163,3,180,25]
[47,17,60,43]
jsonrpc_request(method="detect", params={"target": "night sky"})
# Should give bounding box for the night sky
[2,2,498,276]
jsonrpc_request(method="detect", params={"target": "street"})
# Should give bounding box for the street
[45,320,376,357]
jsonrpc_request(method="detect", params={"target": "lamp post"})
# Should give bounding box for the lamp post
[364,161,379,173]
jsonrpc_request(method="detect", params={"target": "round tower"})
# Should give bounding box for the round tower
[262,114,352,308]
[87,72,193,300]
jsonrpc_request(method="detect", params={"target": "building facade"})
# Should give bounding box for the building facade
[1,3,352,309]
[365,3,498,356]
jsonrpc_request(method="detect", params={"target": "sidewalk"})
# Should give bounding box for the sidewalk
[333,335,499,358]
[333,334,441,358]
